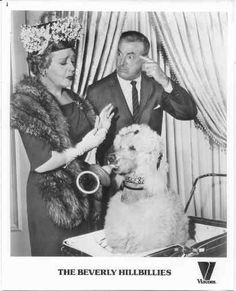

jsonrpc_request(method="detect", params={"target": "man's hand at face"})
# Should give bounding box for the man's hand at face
[140,56,170,88]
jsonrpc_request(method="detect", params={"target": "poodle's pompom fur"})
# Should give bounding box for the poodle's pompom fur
[104,124,189,254]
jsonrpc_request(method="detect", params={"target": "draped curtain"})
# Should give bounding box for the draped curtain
[150,12,227,149]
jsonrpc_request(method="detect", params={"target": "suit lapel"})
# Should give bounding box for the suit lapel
[110,72,133,120]
[138,72,153,118]
[109,72,153,122]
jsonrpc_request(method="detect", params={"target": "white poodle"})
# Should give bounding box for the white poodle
[104,124,189,254]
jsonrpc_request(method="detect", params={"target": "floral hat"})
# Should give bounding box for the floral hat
[20,17,83,55]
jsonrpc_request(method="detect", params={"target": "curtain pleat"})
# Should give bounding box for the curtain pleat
[97,12,122,79]
[80,12,99,95]
[73,12,88,93]
[101,12,127,78]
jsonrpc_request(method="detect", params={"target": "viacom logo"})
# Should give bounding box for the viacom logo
[197,262,216,284]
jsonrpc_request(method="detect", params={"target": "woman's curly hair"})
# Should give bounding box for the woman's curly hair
[27,41,75,77]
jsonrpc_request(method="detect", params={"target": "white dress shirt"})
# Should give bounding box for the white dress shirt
[117,74,173,114]
[117,74,141,114]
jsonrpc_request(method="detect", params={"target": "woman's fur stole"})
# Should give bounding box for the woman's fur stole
[11,76,100,229]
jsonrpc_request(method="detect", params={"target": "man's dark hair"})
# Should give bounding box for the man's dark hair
[119,31,150,55]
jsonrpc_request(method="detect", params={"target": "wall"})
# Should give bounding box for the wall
[11,11,31,256]
[10,11,45,256]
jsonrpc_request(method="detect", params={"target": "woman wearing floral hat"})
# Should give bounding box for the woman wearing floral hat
[11,17,114,256]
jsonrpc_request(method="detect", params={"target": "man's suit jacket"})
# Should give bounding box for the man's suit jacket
[87,71,197,165]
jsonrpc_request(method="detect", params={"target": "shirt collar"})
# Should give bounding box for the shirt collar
[117,73,142,87]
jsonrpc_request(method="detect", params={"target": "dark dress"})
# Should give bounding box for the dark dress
[21,102,94,256]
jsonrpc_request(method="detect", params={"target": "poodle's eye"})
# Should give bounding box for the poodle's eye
[134,130,139,135]
[129,145,136,151]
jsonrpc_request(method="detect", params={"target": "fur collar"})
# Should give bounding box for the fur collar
[11,76,94,151]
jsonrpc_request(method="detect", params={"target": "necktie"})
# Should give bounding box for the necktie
[130,80,139,123]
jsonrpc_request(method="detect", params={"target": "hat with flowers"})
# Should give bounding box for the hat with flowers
[20,17,83,55]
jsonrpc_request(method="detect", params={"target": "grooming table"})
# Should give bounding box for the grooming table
[61,229,173,256]
[61,219,226,257]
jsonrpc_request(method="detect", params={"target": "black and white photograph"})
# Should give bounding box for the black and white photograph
[1,0,235,290]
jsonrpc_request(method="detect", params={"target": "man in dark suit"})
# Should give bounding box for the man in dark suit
[87,30,197,165]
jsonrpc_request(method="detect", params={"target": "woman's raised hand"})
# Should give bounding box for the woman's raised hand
[97,103,114,131]
[76,104,114,154]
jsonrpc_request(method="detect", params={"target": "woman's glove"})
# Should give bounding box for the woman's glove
[64,126,107,166]
[97,103,114,131]
[64,108,114,166]
[79,126,107,152]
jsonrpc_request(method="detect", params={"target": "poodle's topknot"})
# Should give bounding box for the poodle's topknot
[114,124,164,155]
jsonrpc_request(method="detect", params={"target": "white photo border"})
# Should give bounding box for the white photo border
[1,0,235,290]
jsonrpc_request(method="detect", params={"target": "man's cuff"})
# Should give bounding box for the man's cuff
[163,78,173,93]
